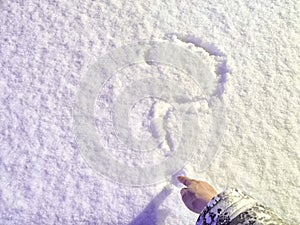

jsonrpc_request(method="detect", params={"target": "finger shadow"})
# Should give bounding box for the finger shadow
[127,187,172,225]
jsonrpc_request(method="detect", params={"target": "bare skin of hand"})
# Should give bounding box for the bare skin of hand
[177,176,218,214]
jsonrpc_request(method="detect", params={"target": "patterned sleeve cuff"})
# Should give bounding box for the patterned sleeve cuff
[195,188,257,225]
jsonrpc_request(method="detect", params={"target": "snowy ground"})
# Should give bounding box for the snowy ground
[0,0,299,224]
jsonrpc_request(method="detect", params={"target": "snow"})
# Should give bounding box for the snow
[0,0,299,224]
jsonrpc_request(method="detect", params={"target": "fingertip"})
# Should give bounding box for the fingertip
[177,176,192,186]
[180,188,187,196]
[177,176,184,181]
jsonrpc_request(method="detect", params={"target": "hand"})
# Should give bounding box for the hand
[177,176,218,213]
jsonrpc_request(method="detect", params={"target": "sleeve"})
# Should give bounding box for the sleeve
[195,188,287,225]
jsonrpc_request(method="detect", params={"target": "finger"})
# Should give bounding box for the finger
[181,189,194,202]
[177,176,194,186]
[180,189,196,210]
[181,188,197,203]
[180,188,188,196]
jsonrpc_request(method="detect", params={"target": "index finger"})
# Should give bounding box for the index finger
[177,176,194,186]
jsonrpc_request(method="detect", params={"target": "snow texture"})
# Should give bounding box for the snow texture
[0,0,299,224]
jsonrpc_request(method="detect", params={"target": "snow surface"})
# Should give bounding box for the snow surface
[0,0,299,224]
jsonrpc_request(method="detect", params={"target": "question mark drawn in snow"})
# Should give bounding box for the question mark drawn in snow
[73,35,229,186]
